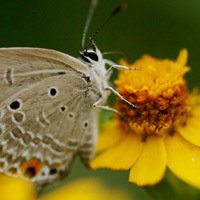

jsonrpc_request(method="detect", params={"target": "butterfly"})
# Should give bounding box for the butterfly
[0,0,135,187]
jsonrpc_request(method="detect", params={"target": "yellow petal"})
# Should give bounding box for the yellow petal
[176,49,188,66]
[0,174,36,200]
[90,133,142,170]
[129,136,166,186]
[178,107,200,146]
[38,178,131,200]
[96,120,124,152]
[165,134,200,189]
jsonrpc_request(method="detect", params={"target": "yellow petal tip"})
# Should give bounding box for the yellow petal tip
[177,49,188,66]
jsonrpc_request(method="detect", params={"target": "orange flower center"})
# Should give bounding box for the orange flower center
[117,82,190,139]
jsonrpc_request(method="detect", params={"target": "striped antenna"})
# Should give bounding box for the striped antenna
[90,2,127,43]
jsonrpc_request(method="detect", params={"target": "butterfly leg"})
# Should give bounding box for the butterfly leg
[105,86,137,108]
[104,59,136,70]
[104,59,138,78]
[93,97,121,115]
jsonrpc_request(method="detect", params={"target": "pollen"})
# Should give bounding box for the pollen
[115,49,191,138]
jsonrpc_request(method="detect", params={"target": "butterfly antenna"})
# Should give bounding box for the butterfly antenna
[89,2,127,45]
[102,51,128,59]
[81,0,98,49]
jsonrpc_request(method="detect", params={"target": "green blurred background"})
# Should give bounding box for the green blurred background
[0,0,199,199]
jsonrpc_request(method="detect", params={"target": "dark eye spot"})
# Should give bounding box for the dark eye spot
[68,112,74,119]
[25,167,36,178]
[87,52,98,61]
[61,107,65,111]
[9,100,20,110]
[84,122,88,127]
[60,106,66,112]
[50,88,57,96]
[49,168,57,175]
[48,87,58,97]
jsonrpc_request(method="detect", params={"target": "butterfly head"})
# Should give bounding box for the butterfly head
[80,41,104,68]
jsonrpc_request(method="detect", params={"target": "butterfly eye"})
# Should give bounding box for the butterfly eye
[86,52,99,61]
[82,51,99,62]
[80,53,91,63]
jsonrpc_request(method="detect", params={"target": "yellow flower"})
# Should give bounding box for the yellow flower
[39,178,130,200]
[0,174,35,200]
[0,174,130,200]
[90,49,200,188]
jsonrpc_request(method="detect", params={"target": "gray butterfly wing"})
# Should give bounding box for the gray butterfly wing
[0,47,90,100]
[78,110,98,164]
[0,48,98,186]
